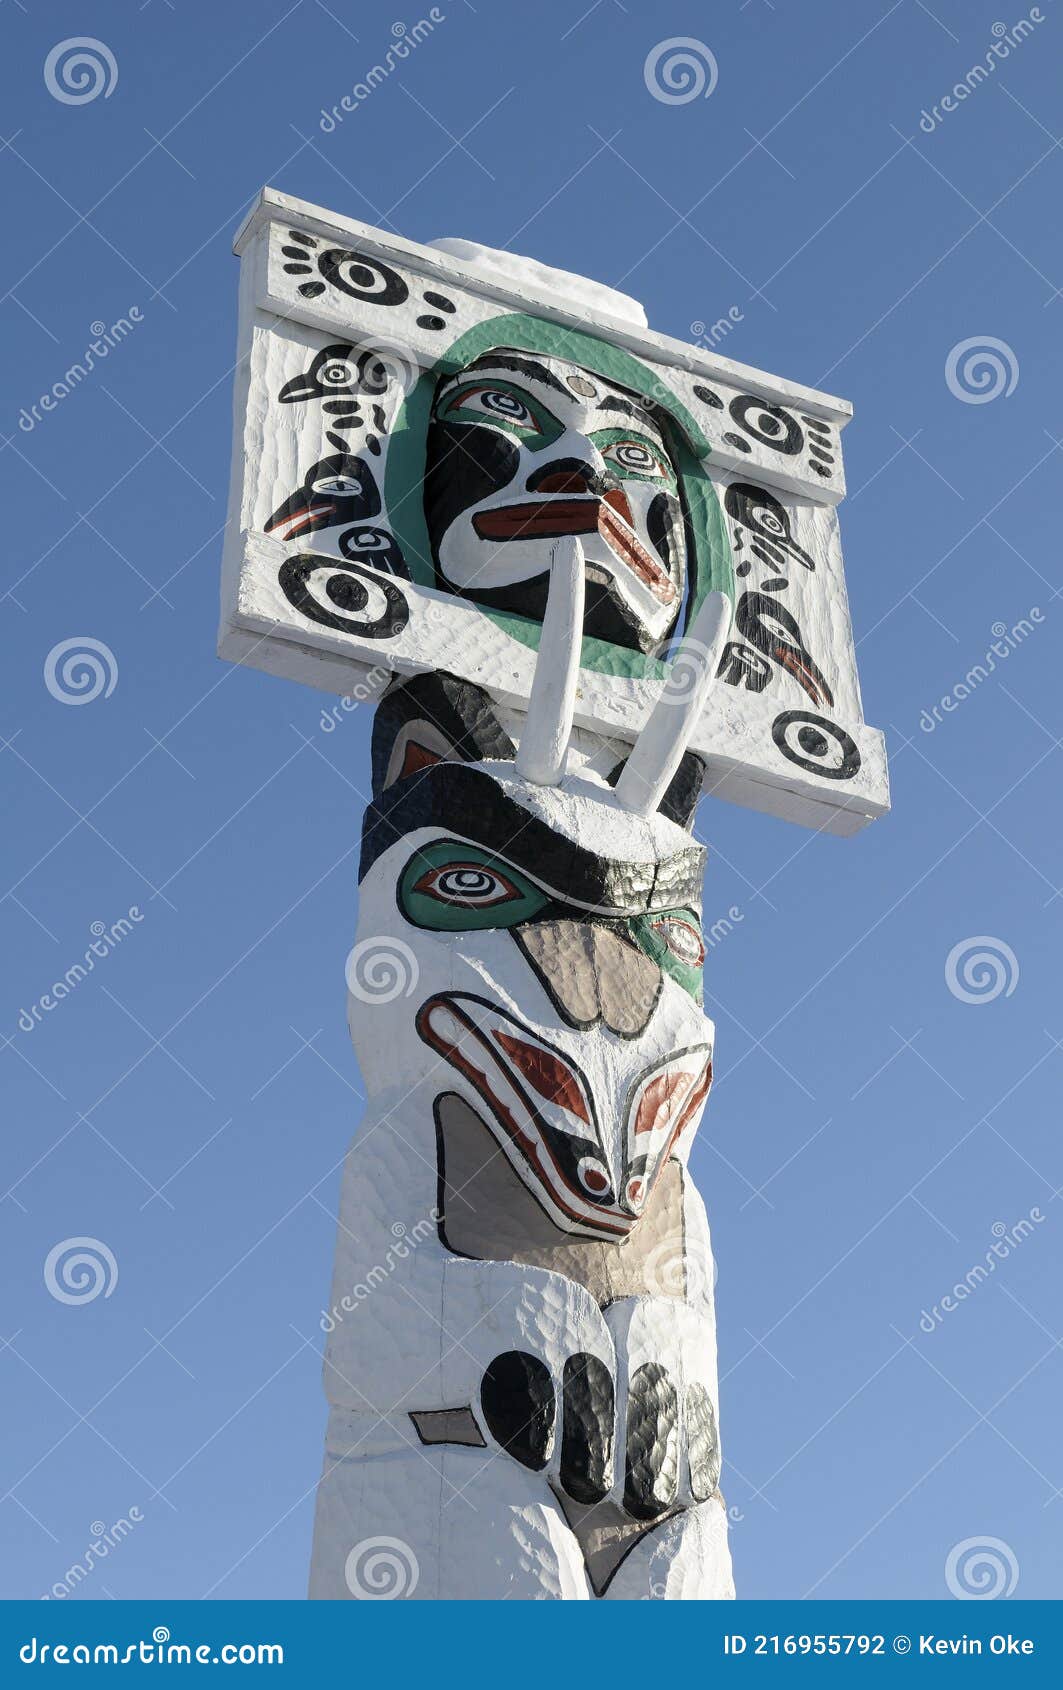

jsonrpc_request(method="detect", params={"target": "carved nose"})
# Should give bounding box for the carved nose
[514,920,662,1038]
[526,458,620,498]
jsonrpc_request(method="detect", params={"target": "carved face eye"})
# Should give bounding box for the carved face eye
[601,437,670,480]
[749,502,786,537]
[400,841,550,931]
[450,385,541,432]
[311,471,362,497]
[319,358,357,388]
[652,916,706,969]
[414,863,520,908]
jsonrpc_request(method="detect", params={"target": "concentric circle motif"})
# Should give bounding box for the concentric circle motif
[771,710,860,780]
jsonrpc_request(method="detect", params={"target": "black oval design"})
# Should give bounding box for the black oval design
[423,290,456,313]
[721,432,752,453]
[686,1383,721,1501]
[729,394,803,455]
[693,383,724,409]
[278,555,409,640]
[318,247,409,306]
[810,462,833,477]
[772,710,860,780]
[623,1361,679,1521]
[416,314,447,331]
[481,1350,554,1471]
[560,1353,614,1504]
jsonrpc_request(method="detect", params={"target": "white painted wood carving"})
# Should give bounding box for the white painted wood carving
[217,189,889,1599]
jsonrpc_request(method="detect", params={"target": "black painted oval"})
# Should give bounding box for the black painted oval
[481,1350,554,1471]
[623,1361,679,1521]
[560,1353,614,1504]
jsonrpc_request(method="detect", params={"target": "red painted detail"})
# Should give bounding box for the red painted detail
[493,1030,590,1122]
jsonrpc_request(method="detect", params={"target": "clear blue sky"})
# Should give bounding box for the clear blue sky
[2,0,1061,1603]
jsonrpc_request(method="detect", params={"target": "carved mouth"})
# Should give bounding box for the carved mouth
[472,496,677,605]
[416,992,634,1239]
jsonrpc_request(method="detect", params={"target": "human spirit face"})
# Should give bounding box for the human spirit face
[424,351,688,654]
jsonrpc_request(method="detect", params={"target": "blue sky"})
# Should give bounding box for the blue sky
[2,0,1061,1603]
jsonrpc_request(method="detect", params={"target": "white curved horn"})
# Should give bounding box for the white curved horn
[613,590,733,818]
[515,536,586,787]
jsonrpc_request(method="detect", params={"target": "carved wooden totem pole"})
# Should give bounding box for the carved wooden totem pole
[219,190,888,1599]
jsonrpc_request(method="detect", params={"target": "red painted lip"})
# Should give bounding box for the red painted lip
[473,496,677,605]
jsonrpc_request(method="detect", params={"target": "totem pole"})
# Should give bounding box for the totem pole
[219,190,888,1599]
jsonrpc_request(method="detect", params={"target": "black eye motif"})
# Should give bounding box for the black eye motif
[728,395,803,456]
[414,863,520,907]
[280,232,410,307]
[772,710,860,780]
